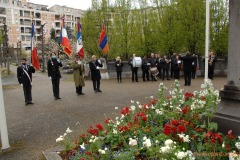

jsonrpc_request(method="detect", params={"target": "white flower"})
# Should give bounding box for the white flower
[235,142,240,150]
[136,101,139,104]
[176,151,187,159]
[160,146,171,153]
[131,100,134,103]
[143,138,151,148]
[115,106,118,110]
[238,136,240,140]
[155,140,159,144]
[98,149,106,154]
[56,135,64,142]
[183,135,190,143]
[164,139,173,146]
[129,138,138,146]
[80,143,85,150]
[66,127,72,133]
[113,129,118,134]
[63,133,67,137]
[222,142,225,148]
[150,96,154,99]
[130,105,136,111]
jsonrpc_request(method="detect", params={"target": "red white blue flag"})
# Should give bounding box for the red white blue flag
[76,22,84,58]
[60,18,72,57]
[31,22,40,70]
[98,22,109,55]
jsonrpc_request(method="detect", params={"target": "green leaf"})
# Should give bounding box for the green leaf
[208,122,218,131]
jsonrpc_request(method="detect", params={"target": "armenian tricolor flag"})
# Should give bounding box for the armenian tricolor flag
[98,22,109,55]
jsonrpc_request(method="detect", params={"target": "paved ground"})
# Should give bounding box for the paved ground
[0,65,226,160]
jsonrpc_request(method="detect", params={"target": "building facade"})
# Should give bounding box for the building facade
[0,0,84,49]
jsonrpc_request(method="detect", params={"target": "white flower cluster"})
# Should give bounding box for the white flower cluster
[235,142,240,150]
[129,138,138,147]
[56,127,73,142]
[177,133,191,143]
[175,150,195,160]
[159,139,176,153]
[159,83,167,92]
[142,136,152,148]
[229,151,240,160]
[155,109,163,115]
[190,99,206,110]
[98,148,108,155]
[89,135,99,143]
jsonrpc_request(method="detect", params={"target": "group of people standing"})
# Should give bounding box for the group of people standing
[17,53,104,105]
[17,51,216,106]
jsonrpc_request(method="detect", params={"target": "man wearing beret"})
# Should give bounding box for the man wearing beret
[17,58,36,106]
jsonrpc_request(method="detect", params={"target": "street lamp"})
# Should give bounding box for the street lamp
[41,22,47,72]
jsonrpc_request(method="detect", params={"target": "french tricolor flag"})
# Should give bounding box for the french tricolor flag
[60,18,72,57]
[76,22,84,58]
[31,22,40,70]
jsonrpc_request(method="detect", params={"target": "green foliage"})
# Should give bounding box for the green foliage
[81,0,229,59]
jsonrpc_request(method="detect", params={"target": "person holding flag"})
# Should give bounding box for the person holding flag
[60,16,72,57]
[98,22,109,55]
[76,22,84,58]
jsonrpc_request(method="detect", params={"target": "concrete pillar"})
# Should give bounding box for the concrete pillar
[213,0,240,135]
[227,0,240,87]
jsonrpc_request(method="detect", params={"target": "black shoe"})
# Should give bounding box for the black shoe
[57,97,61,99]
[54,97,58,100]
[25,103,28,106]
[188,84,191,86]
[184,84,187,86]
[167,79,170,80]
[95,90,98,93]
[79,92,85,95]
[28,102,34,105]
[98,90,102,92]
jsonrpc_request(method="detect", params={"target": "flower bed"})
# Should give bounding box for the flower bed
[56,80,240,160]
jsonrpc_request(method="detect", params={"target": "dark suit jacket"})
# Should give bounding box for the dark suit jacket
[115,60,123,72]
[89,60,103,80]
[47,59,62,79]
[179,55,196,72]
[17,65,35,87]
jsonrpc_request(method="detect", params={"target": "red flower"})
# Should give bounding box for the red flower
[105,118,112,124]
[213,133,222,143]
[167,95,172,99]
[85,151,91,155]
[80,158,85,160]
[96,124,103,130]
[163,124,172,135]
[151,99,157,105]
[205,131,212,139]
[178,125,186,133]
[121,106,130,115]
[171,119,180,126]
[182,106,190,114]
[87,126,99,136]
[201,96,206,101]
[184,92,194,100]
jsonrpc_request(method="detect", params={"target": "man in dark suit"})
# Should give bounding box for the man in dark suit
[17,58,35,106]
[89,55,103,93]
[179,51,196,86]
[47,52,62,100]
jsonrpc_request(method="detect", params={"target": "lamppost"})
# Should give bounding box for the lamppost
[204,0,210,82]
[41,23,46,72]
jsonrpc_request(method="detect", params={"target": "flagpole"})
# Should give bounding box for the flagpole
[0,72,10,150]
[204,0,210,82]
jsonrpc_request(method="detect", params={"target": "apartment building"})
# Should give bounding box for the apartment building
[0,0,84,49]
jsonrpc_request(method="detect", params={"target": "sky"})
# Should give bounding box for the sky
[28,0,92,10]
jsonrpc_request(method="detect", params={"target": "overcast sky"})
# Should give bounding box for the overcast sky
[28,0,92,10]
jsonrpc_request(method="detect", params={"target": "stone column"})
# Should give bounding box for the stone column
[213,0,240,134]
